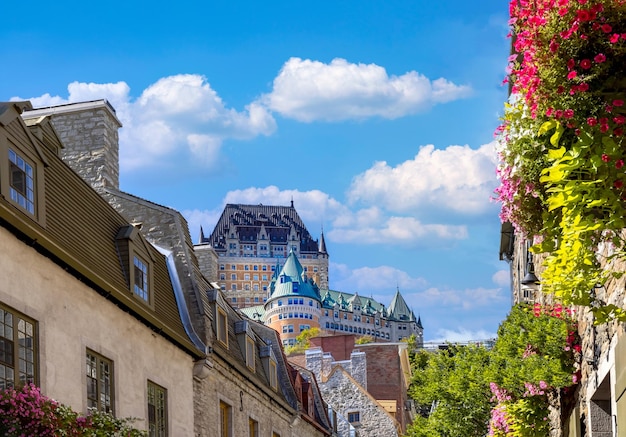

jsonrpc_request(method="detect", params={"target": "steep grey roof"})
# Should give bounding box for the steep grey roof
[202,203,320,252]
[387,288,415,322]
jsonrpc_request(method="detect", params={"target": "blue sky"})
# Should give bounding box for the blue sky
[2,0,512,342]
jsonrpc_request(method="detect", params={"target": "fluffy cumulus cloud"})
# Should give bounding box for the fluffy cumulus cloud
[492,269,510,287]
[327,214,467,245]
[260,57,472,122]
[16,75,276,171]
[330,263,428,293]
[347,142,499,216]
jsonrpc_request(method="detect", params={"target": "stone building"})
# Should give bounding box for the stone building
[240,250,424,347]
[301,345,403,437]
[0,101,205,435]
[195,202,329,308]
[21,99,334,437]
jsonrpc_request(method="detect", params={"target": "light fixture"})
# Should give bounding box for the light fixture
[521,249,540,290]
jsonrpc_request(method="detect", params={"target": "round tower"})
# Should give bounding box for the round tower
[262,250,323,347]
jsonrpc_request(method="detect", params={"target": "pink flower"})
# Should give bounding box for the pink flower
[564,109,574,118]
[602,24,613,33]
[595,53,607,63]
[580,59,592,69]
[616,160,624,169]
[567,70,578,80]
[587,117,598,126]
[614,100,624,107]
[578,82,589,92]
[567,58,576,69]
[614,115,626,125]
[610,34,620,44]
[602,154,611,163]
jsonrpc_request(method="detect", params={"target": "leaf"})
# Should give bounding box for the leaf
[538,120,557,136]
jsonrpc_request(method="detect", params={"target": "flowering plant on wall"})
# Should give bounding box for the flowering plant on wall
[0,384,145,436]
[495,0,626,321]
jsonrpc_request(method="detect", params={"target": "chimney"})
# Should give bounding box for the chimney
[24,100,122,191]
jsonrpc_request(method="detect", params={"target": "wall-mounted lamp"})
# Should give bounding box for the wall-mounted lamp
[521,250,540,291]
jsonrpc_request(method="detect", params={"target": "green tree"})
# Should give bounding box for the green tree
[406,345,494,437]
[284,327,320,355]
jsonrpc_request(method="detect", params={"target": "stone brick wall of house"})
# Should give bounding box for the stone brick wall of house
[322,369,398,437]
[42,103,121,191]
[195,244,218,284]
[194,355,326,437]
[310,335,356,361]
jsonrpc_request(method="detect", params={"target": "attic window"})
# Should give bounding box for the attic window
[246,336,255,371]
[133,255,149,301]
[269,360,278,391]
[0,130,45,225]
[115,225,155,309]
[217,307,228,347]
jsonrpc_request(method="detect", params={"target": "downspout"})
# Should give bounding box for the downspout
[155,245,212,378]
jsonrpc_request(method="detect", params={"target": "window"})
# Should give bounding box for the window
[244,274,250,280]
[269,360,278,391]
[244,265,249,271]
[0,305,37,389]
[220,264,225,270]
[220,273,225,280]
[8,148,35,214]
[262,265,267,271]
[86,350,114,413]
[133,255,149,302]
[246,337,255,371]
[253,265,258,271]
[148,381,167,437]
[217,308,228,347]
[249,417,259,437]
[348,411,360,424]
[231,284,236,291]
[220,401,232,437]
[231,274,236,281]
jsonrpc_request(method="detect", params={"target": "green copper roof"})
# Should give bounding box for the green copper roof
[388,288,415,321]
[267,250,321,302]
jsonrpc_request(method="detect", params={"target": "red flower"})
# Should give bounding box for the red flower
[567,58,576,69]
[577,9,591,21]
[564,109,574,119]
[580,59,592,69]
[602,23,613,33]
[616,160,624,169]
[595,53,607,63]
[614,100,625,107]
[614,115,626,125]
[614,180,624,189]
[615,128,624,137]
[578,82,589,92]
[602,154,611,162]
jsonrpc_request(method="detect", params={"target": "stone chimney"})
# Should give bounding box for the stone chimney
[24,100,122,191]
[349,350,367,390]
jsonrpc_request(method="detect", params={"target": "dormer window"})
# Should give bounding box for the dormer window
[9,149,35,214]
[217,307,228,347]
[133,255,149,301]
[269,360,278,391]
[245,336,255,371]
[0,114,46,225]
[115,225,155,308]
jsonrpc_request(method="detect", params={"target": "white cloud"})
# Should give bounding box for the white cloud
[418,286,506,310]
[327,215,467,245]
[492,269,510,287]
[14,75,276,171]
[347,142,499,215]
[261,57,472,122]
[330,262,428,292]
[427,328,497,344]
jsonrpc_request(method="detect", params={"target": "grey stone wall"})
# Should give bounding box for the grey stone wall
[42,102,121,191]
[321,369,398,437]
